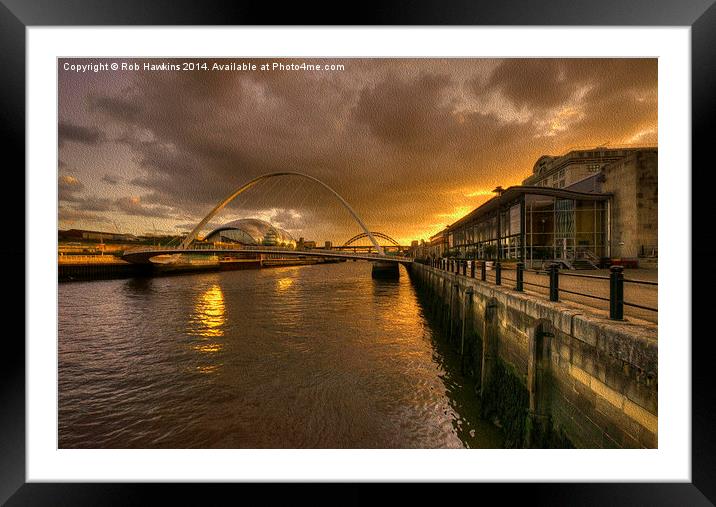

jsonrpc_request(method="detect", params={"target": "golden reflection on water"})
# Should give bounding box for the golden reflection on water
[189,284,226,375]
[276,277,294,292]
[190,284,226,338]
[193,343,223,353]
[195,364,220,374]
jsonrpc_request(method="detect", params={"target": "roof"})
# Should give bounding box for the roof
[448,186,611,230]
[429,229,448,241]
[525,146,657,183]
[207,218,295,244]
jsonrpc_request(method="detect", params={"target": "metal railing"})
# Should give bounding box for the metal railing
[420,258,657,321]
[58,254,126,264]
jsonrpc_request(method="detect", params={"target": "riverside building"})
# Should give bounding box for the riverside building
[442,147,657,269]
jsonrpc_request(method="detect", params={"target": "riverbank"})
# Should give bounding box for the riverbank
[408,262,658,449]
[58,255,344,282]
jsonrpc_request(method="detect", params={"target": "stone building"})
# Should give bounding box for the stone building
[523,147,647,191]
[427,228,449,259]
[601,149,658,261]
[440,147,657,268]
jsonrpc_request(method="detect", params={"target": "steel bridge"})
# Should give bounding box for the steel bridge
[121,172,413,276]
[342,231,400,247]
[121,245,412,265]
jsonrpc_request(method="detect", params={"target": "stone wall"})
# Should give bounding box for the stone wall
[409,263,658,448]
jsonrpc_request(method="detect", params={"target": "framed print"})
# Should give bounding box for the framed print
[3,0,714,503]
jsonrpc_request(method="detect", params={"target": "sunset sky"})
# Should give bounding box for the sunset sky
[58,58,657,245]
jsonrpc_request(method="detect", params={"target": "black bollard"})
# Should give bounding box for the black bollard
[516,262,524,292]
[495,262,502,285]
[549,263,560,302]
[609,265,624,320]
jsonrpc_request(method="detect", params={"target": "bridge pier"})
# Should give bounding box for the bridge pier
[371,261,400,279]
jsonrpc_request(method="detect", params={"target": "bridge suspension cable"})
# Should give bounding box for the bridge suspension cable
[180,172,385,256]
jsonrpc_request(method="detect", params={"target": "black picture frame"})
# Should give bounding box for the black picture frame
[2,0,712,504]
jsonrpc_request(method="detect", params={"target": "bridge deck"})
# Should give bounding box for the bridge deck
[121,246,413,264]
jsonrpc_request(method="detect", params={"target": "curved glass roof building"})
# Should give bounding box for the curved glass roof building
[204,218,296,248]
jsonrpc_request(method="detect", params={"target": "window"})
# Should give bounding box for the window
[509,204,521,235]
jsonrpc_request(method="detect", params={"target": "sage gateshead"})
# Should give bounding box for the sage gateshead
[203,218,296,248]
[442,147,657,269]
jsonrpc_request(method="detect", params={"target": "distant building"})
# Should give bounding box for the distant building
[204,218,296,248]
[262,228,279,246]
[425,229,449,259]
[58,229,137,243]
[440,147,657,268]
[324,241,333,250]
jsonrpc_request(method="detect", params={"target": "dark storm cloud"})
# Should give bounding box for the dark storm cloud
[58,58,657,240]
[58,174,85,202]
[475,58,657,111]
[61,190,177,220]
[69,196,114,212]
[101,174,122,185]
[88,95,143,123]
[352,72,454,149]
[58,174,84,192]
[58,207,112,225]
[115,196,177,218]
[58,121,105,146]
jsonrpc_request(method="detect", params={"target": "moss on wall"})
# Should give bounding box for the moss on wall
[480,359,529,448]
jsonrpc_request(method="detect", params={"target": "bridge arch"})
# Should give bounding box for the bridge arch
[180,172,385,256]
[342,232,400,247]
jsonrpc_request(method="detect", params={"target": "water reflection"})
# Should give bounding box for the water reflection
[194,343,223,353]
[188,284,226,375]
[276,277,294,292]
[59,262,504,448]
[123,276,155,294]
[189,284,226,338]
[195,364,220,374]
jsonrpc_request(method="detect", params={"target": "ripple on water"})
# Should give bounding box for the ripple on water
[59,262,504,449]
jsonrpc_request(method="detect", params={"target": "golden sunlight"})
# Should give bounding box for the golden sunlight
[190,284,226,338]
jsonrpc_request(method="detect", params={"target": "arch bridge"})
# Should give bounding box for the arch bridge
[342,232,400,247]
[121,171,414,277]
[121,244,412,265]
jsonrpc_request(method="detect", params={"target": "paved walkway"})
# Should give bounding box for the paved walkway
[482,267,658,324]
[487,269,659,323]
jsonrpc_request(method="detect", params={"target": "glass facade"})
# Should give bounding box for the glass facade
[205,218,296,248]
[524,195,606,264]
[446,189,608,267]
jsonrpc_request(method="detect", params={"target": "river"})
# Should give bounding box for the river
[58,261,504,448]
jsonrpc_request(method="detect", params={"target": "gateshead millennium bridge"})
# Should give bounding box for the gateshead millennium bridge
[121,172,412,277]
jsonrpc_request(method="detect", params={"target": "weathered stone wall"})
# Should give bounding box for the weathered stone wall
[602,150,658,260]
[409,263,658,448]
